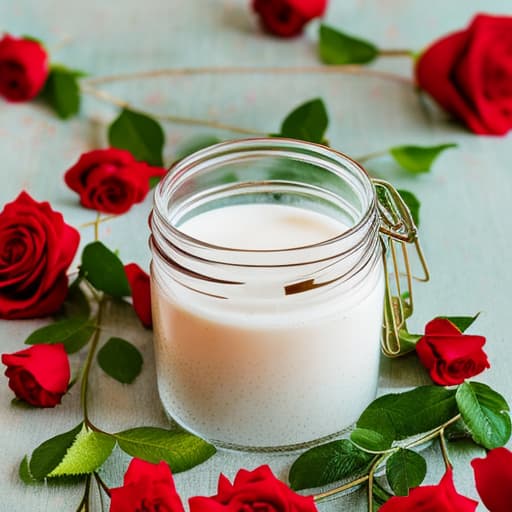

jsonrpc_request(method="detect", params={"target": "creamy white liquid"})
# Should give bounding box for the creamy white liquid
[152,204,384,448]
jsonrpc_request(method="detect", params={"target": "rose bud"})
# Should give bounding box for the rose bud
[252,0,327,38]
[189,465,318,512]
[0,192,80,319]
[472,447,512,512]
[2,344,70,407]
[0,34,49,102]
[64,148,167,215]
[110,458,185,512]
[379,468,477,512]
[416,14,512,135]
[415,318,490,386]
[124,263,152,328]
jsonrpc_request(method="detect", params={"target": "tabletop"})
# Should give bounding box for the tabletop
[1,1,511,510]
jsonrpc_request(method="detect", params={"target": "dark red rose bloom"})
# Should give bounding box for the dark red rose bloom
[64,148,167,214]
[124,263,152,328]
[416,14,512,135]
[0,34,49,102]
[189,465,317,512]
[472,447,512,512]
[379,468,478,512]
[2,344,70,407]
[110,458,185,512]
[252,0,327,38]
[0,192,80,319]
[415,318,489,386]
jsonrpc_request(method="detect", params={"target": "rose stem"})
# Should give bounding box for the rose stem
[75,474,91,512]
[356,149,389,164]
[81,84,264,136]
[82,65,412,87]
[378,49,415,58]
[80,214,118,230]
[313,474,370,502]
[94,471,111,497]
[438,428,452,469]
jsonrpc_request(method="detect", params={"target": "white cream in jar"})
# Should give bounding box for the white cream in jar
[150,139,385,450]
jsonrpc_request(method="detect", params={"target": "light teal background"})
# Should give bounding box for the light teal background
[1,1,511,510]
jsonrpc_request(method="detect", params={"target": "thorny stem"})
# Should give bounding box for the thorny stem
[82,65,413,87]
[81,84,264,136]
[312,414,463,505]
[93,212,101,242]
[378,49,414,58]
[356,149,389,164]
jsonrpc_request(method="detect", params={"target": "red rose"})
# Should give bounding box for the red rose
[64,148,167,214]
[0,34,49,102]
[416,14,512,135]
[472,447,512,512]
[379,468,478,512]
[189,465,317,512]
[252,0,327,38]
[124,263,152,328]
[415,318,489,386]
[2,344,70,407]
[0,192,80,319]
[110,458,185,512]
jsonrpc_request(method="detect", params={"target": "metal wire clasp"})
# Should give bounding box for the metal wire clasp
[373,179,430,357]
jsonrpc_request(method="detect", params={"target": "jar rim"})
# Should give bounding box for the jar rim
[153,137,377,259]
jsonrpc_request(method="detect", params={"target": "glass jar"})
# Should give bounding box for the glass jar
[150,138,388,451]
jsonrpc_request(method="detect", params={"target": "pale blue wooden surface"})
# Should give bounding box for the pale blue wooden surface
[1,1,511,510]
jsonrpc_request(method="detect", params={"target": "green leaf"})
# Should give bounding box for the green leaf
[386,449,426,496]
[19,456,38,485]
[175,135,222,160]
[29,423,83,479]
[41,65,83,119]
[389,144,457,174]
[351,386,458,451]
[289,439,374,490]
[48,426,115,477]
[115,427,216,473]
[97,337,143,384]
[279,98,329,144]
[456,381,511,450]
[439,314,480,333]
[25,317,95,354]
[57,279,91,321]
[108,108,164,166]
[397,189,420,227]
[80,241,131,298]
[319,24,378,65]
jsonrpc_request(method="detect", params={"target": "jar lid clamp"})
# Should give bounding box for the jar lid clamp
[374,179,430,357]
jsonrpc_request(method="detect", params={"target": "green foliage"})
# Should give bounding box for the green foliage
[19,456,37,485]
[175,135,222,160]
[115,427,216,473]
[48,426,115,477]
[319,24,378,65]
[108,108,165,166]
[397,189,420,226]
[24,317,95,354]
[389,144,457,174]
[386,449,426,496]
[456,382,511,450]
[279,98,329,143]
[97,337,143,384]
[288,439,374,490]
[80,241,131,298]
[41,65,84,119]
[440,314,480,333]
[29,424,83,479]
[351,386,458,451]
